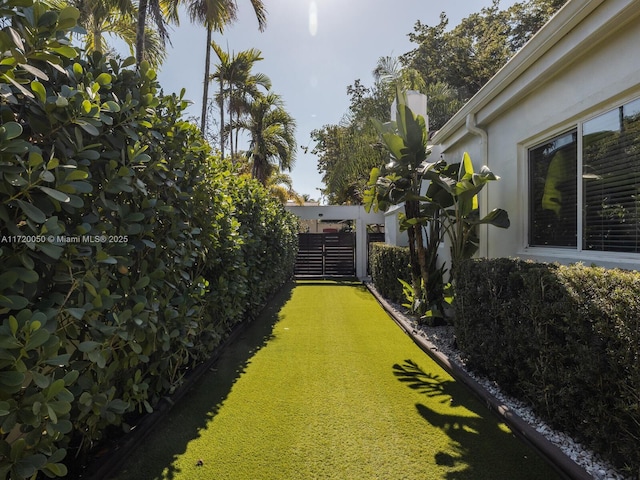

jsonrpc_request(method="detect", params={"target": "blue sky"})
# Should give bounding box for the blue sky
[153,0,519,201]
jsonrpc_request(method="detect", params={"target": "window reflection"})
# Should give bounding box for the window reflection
[529,130,577,247]
[583,98,640,252]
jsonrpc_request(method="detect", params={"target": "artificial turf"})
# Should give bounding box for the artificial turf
[112,280,561,480]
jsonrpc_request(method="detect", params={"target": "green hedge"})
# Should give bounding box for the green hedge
[0,2,298,478]
[369,243,411,304]
[454,258,640,476]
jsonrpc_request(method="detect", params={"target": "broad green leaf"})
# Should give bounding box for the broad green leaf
[57,6,80,29]
[39,170,55,182]
[380,132,406,160]
[36,242,64,260]
[44,463,68,477]
[65,308,85,320]
[6,27,24,51]
[8,267,38,283]
[96,73,111,86]
[38,10,58,27]
[32,371,50,389]
[44,354,71,367]
[55,95,68,107]
[0,121,22,140]
[38,186,70,203]
[102,100,120,112]
[47,157,59,169]
[84,282,97,296]
[51,45,78,59]
[65,169,89,180]
[460,152,474,181]
[126,212,145,222]
[30,80,46,102]
[19,63,48,80]
[77,149,100,160]
[0,371,24,387]
[28,151,44,167]
[9,315,18,335]
[0,270,19,289]
[74,121,99,136]
[25,328,49,350]
[474,208,510,228]
[45,379,65,399]
[0,295,29,310]
[121,56,136,68]
[78,341,100,353]
[3,74,34,98]
[134,276,150,289]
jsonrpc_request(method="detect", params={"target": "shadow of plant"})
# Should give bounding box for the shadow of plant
[392,360,561,480]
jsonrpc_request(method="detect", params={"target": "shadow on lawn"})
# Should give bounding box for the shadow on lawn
[112,282,295,480]
[393,360,560,480]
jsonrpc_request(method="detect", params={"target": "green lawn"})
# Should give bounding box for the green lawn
[112,281,560,480]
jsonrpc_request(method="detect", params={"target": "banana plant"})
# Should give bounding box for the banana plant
[419,152,510,275]
[365,88,510,321]
[364,89,446,320]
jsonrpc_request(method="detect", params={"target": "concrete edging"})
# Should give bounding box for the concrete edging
[365,283,593,480]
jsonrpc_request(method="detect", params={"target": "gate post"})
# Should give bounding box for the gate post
[355,217,367,279]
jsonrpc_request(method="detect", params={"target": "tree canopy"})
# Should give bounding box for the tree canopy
[314,0,568,204]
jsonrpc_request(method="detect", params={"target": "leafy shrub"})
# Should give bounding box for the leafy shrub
[454,258,640,475]
[0,1,298,477]
[369,243,411,304]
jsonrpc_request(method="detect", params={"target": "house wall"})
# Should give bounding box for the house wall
[431,0,640,270]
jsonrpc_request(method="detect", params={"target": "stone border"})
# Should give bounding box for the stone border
[365,283,593,480]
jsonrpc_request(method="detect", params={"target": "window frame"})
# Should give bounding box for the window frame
[522,94,640,266]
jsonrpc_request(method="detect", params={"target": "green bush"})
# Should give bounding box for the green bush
[0,1,298,477]
[369,243,411,304]
[454,258,640,476]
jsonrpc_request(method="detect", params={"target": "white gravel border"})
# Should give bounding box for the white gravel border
[370,286,631,480]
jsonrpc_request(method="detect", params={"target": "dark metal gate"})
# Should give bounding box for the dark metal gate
[295,233,355,277]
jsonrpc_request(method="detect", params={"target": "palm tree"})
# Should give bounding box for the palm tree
[237,92,296,185]
[186,0,267,136]
[211,43,271,160]
[224,48,271,159]
[372,55,426,98]
[135,0,176,65]
[265,171,303,204]
[210,41,231,158]
[50,0,167,66]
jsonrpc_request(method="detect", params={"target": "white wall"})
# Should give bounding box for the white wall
[431,0,640,270]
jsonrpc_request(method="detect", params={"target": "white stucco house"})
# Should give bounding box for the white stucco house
[430,0,640,271]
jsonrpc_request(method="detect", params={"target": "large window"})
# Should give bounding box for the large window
[529,130,577,247]
[529,97,640,253]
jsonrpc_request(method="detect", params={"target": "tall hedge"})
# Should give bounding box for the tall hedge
[455,258,640,476]
[0,1,298,478]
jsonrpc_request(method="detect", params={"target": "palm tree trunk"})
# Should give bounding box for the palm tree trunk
[229,82,234,159]
[219,74,225,160]
[135,0,148,65]
[200,26,212,136]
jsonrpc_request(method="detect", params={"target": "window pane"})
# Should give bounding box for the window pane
[529,131,578,247]
[583,99,640,252]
